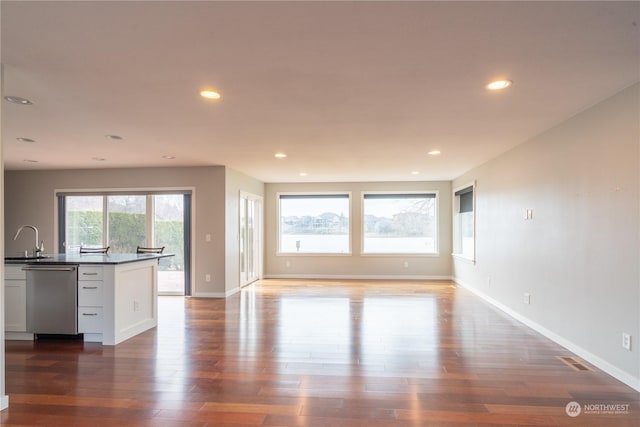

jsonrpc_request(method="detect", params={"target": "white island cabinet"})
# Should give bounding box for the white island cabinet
[4,265,27,333]
[5,253,165,345]
[78,265,104,339]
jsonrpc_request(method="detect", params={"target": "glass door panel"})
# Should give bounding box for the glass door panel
[240,197,247,282]
[65,196,104,252]
[107,195,146,253]
[154,194,185,295]
[240,193,262,287]
[247,198,257,283]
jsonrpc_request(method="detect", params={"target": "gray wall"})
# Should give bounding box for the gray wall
[264,181,452,278]
[4,166,228,296]
[453,83,640,389]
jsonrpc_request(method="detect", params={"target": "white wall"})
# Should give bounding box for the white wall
[224,167,265,295]
[264,181,452,279]
[453,83,640,390]
[4,167,227,296]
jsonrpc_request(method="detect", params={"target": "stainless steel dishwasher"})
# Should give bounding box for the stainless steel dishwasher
[24,264,78,335]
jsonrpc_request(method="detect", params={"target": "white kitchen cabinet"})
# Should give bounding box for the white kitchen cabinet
[78,281,103,307]
[78,266,104,335]
[4,265,27,332]
[78,266,104,281]
[78,307,104,333]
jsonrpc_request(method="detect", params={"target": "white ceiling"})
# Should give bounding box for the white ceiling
[2,1,638,183]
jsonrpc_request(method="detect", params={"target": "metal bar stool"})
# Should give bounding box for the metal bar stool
[79,246,110,254]
[136,246,165,254]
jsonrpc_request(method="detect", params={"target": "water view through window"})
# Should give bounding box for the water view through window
[362,193,437,254]
[279,194,350,254]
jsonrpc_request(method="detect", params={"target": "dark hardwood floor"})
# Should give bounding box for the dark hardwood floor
[2,280,638,426]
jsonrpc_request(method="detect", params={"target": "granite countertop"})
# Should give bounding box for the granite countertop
[4,253,173,265]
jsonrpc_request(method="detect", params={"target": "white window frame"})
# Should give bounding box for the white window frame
[452,181,476,263]
[360,190,439,256]
[277,191,352,256]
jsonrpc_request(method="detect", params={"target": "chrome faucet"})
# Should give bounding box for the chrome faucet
[13,225,44,257]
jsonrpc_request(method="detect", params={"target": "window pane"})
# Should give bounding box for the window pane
[453,186,474,260]
[65,196,103,251]
[279,194,350,254]
[154,194,185,294]
[363,194,436,254]
[107,195,146,253]
[460,211,474,257]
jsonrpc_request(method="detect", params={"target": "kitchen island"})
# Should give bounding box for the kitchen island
[5,253,171,345]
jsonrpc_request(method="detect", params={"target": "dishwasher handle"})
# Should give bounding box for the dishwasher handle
[22,266,77,272]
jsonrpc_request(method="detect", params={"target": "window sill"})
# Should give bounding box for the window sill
[360,252,440,257]
[452,253,475,264]
[277,252,352,257]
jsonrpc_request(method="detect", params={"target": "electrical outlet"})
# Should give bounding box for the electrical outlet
[285,260,291,268]
[205,234,211,242]
[403,261,409,268]
[133,301,140,312]
[205,274,211,282]
[622,333,632,351]
[524,293,531,305]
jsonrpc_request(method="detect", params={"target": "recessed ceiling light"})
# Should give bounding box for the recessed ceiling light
[428,150,441,156]
[23,159,39,163]
[200,89,221,100]
[92,157,106,161]
[411,171,420,175]
[16,137,36,143]
[4,96,33,105]
[162,155,176,160]
[274,153,287,159]
[105,134,123,140]
[486,79,513,90]
[299,172,308,177]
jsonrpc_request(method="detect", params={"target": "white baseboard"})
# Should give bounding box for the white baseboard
[454,277,640,392]
[264,274,453,281]
[192,287,240,298]
[4,332,34,341]
[225,287,240,297]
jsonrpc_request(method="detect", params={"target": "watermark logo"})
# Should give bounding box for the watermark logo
[565,401,581,417]
[565,401,631,417]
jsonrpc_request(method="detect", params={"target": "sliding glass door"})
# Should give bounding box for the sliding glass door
[59,192,191,295]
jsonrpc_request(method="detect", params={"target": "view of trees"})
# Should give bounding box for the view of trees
[281,212,349,235]
[281,202,434,239]
[363,211,433,238]
[67,211,184,270]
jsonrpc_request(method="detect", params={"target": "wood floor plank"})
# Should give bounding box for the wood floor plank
[3,279,638,426]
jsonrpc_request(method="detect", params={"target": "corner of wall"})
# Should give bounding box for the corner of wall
[0,61,9,410]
